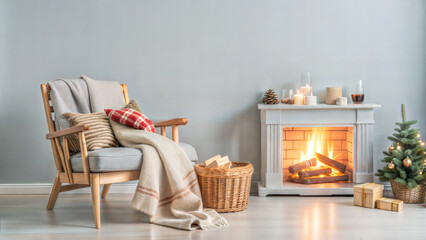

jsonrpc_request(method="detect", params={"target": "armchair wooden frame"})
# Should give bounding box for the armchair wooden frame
[41,83,188,229]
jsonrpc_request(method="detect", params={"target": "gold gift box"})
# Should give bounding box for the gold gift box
[376,197,403,212]
[353,183,384,208]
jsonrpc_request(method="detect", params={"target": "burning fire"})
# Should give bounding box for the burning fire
[297,128,341,177]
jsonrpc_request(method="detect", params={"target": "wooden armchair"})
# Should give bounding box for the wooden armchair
[41,83,190,229]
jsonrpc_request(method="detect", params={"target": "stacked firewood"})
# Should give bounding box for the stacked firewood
[204,155,231,168]
[288,153,349,184]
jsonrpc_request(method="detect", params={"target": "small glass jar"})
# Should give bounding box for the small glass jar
[351,80,365,104]
[282,89,294,100]
[300,71,312,96]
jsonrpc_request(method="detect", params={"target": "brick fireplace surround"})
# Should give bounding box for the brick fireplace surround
[258,103,381,196]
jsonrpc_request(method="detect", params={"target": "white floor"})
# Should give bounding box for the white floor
[0,194,425,240]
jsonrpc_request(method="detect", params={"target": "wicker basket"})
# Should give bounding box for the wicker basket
[194,162,253,213]
[390,179,425,204]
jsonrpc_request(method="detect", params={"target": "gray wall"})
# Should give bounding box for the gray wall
[0,0,425,183]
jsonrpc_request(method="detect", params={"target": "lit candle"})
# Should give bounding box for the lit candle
[300,84,312,96]
[304,93,317,105]
[294,90,304,105]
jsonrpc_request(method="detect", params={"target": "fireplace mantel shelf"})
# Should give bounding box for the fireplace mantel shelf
[258,103,381,110]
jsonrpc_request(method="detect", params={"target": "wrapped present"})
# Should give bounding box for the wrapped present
[353,183,384,208]
[376,197,403,212]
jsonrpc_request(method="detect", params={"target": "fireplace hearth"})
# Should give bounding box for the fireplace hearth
[258,103,380,196]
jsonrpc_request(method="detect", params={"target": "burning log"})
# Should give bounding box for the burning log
[288,158,317,174]
[298,168,332,179]
[315,152,346,173]
[290,174,349,184]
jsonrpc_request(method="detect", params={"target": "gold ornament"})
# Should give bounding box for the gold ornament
[403,157,412,167]
[388,162,395,169]
[388,145,395,153]
[420,171,423,175]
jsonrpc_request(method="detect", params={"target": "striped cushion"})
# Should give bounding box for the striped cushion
[63,112,119,152]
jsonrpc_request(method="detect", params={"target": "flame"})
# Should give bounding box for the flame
[300,128,332,161]
[297,127,341,177]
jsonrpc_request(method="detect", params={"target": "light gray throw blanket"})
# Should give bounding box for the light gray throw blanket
[48,78,91,130]
[49,76,228,230]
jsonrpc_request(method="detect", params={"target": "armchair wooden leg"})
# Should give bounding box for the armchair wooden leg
[101,184,111,199]
[46,173,61,210]
[90,174,101,229]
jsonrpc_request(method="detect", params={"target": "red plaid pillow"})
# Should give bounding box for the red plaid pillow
[105,108,156,133]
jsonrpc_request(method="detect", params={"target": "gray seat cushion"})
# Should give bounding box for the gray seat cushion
[71,142,198,173]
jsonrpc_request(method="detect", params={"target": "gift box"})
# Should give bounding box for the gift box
[376,197,403,212]
[353,183,384,208]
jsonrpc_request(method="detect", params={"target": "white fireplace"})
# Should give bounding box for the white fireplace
[258,103,381,196]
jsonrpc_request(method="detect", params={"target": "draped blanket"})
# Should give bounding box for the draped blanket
[50,76,228,230]
[110,122,228,230]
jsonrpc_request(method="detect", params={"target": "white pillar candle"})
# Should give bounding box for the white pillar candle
[336,97,348,106]
[304,95,317,105]
[294,92,304,105]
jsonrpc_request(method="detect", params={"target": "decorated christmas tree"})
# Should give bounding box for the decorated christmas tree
[376,104,426,189]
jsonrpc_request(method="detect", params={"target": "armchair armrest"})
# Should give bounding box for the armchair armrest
[46,125,91,184]
[46,125,90,139]
[154,118,188,127]
[154,118,188,143]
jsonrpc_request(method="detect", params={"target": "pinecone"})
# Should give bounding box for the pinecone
[262,89,279,104]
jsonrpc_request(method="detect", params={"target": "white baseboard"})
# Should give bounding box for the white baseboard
[0,181,390,195]
[0,183,259,195]
[0,183,137,195]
